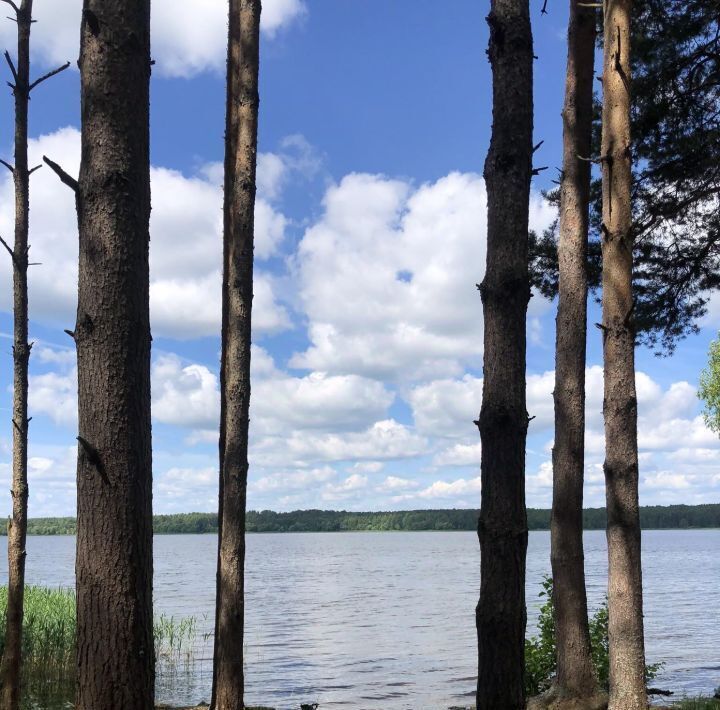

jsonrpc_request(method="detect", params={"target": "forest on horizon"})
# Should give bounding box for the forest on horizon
[8,503,720,536]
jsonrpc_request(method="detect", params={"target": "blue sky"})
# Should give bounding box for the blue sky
[1,0,719,518]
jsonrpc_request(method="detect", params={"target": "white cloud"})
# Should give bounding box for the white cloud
[408,370,555,441]
[34,346,76,367]
[149,349,395,444]
[254,370,394,434]
[0,128,291,340]
[251,419,428,467]
[433,442,482,467]
[152,355,219,429]
[416,476,482,500]
[28,369,77,426]
[324,473,368,494]
[0,0,306,79]
[250,466,336,494]
[291,172,554,381]
[377,476,420,492]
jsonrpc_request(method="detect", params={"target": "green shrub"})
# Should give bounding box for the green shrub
[525,575,661,696]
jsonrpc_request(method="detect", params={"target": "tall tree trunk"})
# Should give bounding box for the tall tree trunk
[476,1,533,708]
[211,1,261,708]
[51,2,154,707]
[0,3,32,707]
[600,1,647,708]
[549,0,599,704]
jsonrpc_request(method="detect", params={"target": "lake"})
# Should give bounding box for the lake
[1,529,718,708]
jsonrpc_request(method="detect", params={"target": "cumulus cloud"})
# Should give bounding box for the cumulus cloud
[149,349,395,442]
[0,128,291,340]
[0,0,306,79]
[291,172,554,381]
[408,370,555,441]
[251,419,429,468]
[28,369,77,427]
[433,442,482,467]
[152,355,219,429]
[415,476,482,500]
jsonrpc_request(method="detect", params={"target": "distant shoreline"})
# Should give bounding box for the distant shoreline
[4,504,719,535]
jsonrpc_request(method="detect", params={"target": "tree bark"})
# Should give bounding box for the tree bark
[211,1,261,708]
[0,3,32,708]
[476,1,533,708]
[600,1,647,708]
[69,2,154,708]
[550,0,599,702]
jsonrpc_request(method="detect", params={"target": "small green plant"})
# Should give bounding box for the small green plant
[525,575,662,696]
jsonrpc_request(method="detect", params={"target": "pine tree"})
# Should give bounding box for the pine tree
[548,0,601,705]
[0,2,68,707]
[211,1,261,708]
[530,1,720,354]
[44,2,154,707]
[600,1,647,707]
[476,1,533,707]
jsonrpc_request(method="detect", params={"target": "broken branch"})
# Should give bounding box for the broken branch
[43,155,78,192]
[3,49,17,84]
[29,61,70,92]
[0,234,16,262]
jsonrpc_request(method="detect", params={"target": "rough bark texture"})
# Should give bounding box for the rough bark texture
[71,2,155,708]
[550,0,599,703]
[211,1,261,708]
[476,1,533,708]
[0,3,32,708]
[600,1,647,708]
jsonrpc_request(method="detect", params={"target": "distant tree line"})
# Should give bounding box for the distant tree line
[7,504,720,536]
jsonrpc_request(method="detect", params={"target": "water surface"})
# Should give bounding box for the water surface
[2,529,718,708]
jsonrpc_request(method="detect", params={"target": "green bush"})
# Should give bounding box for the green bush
[525,576,661,696]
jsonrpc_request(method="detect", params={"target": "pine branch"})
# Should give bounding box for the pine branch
[42,155,78,192]
[29,61,70,92]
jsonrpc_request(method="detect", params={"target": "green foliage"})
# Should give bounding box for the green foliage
[587,601,609,689]
[699,335,720,433]
[5,504,720,536]
[524,576,661,697]
[524,576,556,695]
[0,585,197,707]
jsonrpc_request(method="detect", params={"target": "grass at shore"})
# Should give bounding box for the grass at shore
[1,585,199,708]
[671,699,720,709]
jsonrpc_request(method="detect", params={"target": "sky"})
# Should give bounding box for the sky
[1,0,719,518]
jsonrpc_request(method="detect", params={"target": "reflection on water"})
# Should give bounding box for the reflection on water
[3,529,719,709]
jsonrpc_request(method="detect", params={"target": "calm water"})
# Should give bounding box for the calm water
[1,530,718,708]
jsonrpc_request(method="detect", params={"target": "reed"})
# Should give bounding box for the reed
[0,585,199,706]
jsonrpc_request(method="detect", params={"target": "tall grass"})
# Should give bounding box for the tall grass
[674,699,720,710]
[154,613,197,663]
[0,586,75,682]
[0,585,198,707]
